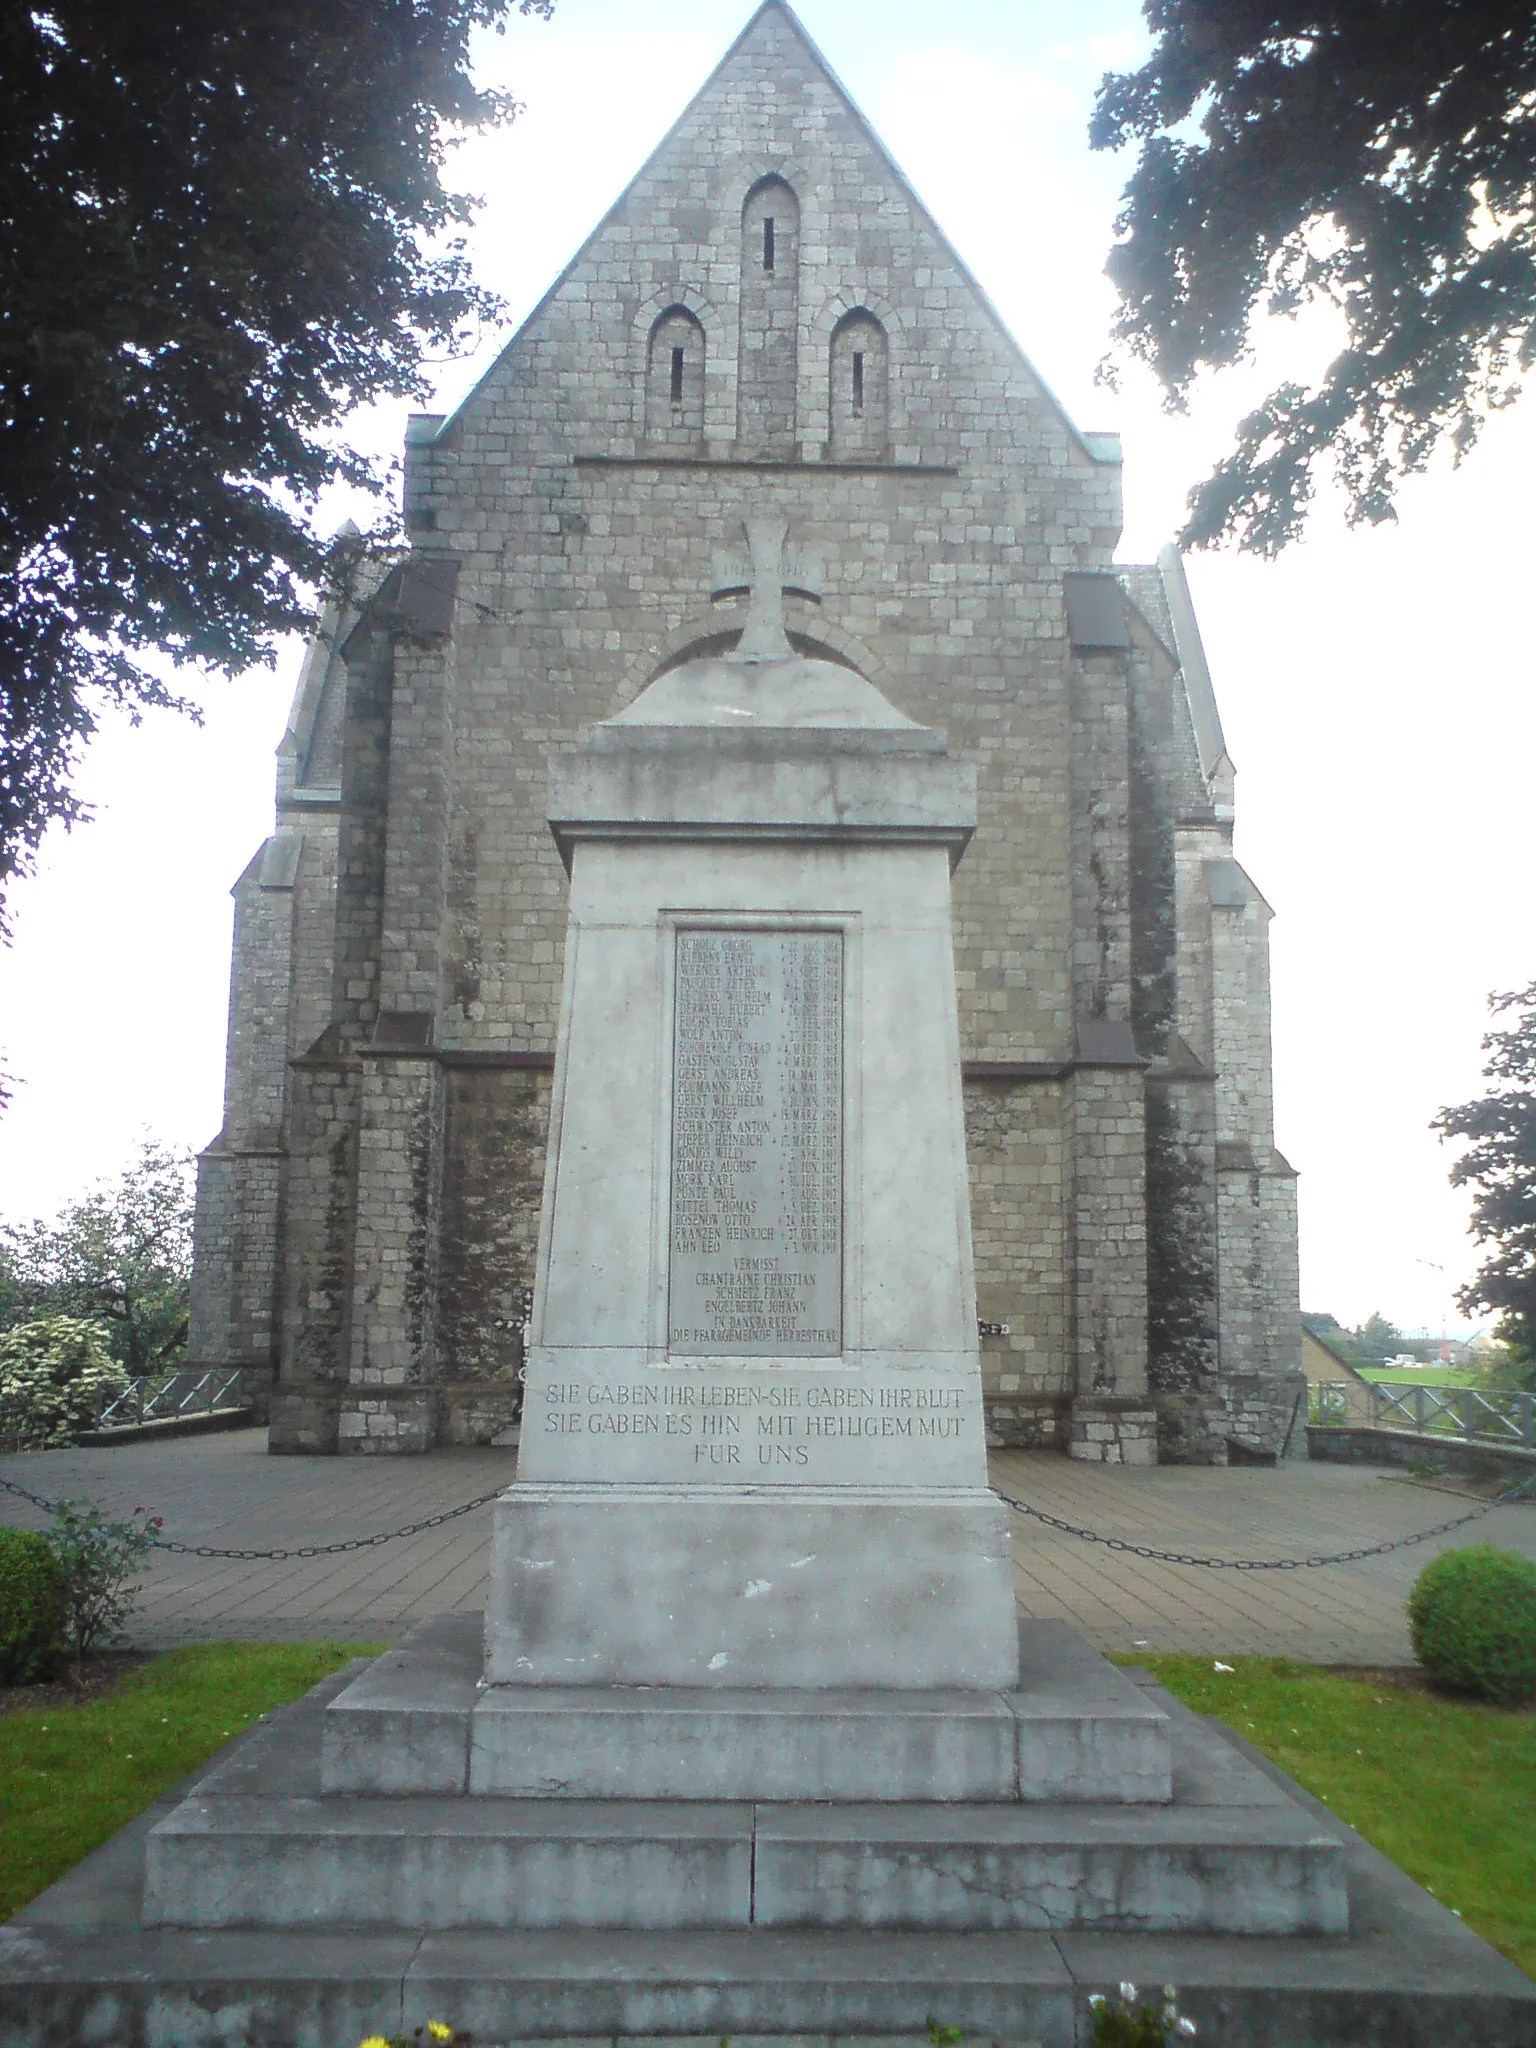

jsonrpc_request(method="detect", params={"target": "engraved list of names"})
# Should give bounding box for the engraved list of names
[669,929,842,1357]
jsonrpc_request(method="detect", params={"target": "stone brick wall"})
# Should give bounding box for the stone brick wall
[437,1066,550,1386]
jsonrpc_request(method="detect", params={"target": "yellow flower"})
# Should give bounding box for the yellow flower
[357,2037,392,2048]
[427,2027,454,2045]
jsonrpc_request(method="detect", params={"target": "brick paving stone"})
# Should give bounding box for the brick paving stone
[2,1432,1530,1662]
[993,1449,1536,1664]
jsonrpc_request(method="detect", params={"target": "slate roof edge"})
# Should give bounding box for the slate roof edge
[1157,543,1233,784]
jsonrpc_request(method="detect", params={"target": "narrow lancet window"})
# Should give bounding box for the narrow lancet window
[645,306,705,445]
[829,310,888,458]
[738,178,799,454]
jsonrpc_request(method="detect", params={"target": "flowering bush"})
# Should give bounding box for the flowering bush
[47,1498,161,1673]
[1088,1982,1197,2046]
[0,1316,126,1448]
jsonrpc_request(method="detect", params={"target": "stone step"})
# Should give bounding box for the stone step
[143,1795,1344,1935]
[321,1614,1172,1804]
[144,1797,752,1933]
[754,1803,1347,1935]
[468,1685,1023,1801]
[10,1922,1536,2048]
[14,1661,1536,2048]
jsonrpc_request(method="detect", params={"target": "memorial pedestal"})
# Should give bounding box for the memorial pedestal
[484,1483,1017,1690]
[493,565,1019,1692]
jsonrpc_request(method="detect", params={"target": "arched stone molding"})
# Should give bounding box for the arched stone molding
[809,288,908,457]
[643,306,707,448]
[607,601,898,718]
[709,154,822,241]
[627,285,727,447]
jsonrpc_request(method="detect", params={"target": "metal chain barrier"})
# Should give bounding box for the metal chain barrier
[995,1483,1527,1571]
[0,1471,502,1559]
[2,1467,1525,1573]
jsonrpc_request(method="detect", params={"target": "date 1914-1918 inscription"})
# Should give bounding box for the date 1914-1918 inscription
[669,928,841,1357]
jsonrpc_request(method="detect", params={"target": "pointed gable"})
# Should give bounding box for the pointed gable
[417,0,1116,514]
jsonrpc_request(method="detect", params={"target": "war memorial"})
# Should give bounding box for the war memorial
[3,7,1532,2044]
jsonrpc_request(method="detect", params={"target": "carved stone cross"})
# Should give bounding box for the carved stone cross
[710,514,823,662]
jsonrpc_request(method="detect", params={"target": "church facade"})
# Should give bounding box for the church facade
[187,0,1304,1464]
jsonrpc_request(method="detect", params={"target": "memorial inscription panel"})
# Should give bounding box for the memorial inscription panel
[668,928,842,1357]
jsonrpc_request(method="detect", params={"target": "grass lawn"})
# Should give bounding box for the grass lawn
[1356,1366,1485,1388]
[0,1641,379,1922]
[1133,1655,1536,1982]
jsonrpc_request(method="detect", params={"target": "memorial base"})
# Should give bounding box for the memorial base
[483,1484,1019,1690]
[322,1615,1171,1805]
[143,1621,1344,1939]
[9,1634,1534,2048]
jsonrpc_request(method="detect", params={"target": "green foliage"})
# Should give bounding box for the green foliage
[1129,1654,1536,1980]
[1435,987,1536,1384]
[46,1499,162,1673]
[0,1139,194,1377]
[1087,1983,1196,2046]
[0,1315,126,1447]
[1091,4,1536,553]
[1480,1340,1536,1396]
[0,0,553,921]
[1409,1545,1536,1705]
[1357,1366,1481,1389]
[1353,1311,1405,1365]
[0,1529,66,1683]
[0,1640,379,1919]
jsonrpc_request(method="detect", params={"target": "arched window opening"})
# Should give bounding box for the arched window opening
[645,306,705,446]
[829,309,889,458]
[738,177,799,454]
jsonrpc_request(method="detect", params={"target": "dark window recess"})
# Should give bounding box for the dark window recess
[670,346,685,403]
[763,216,775,271]
[852,350,864,412]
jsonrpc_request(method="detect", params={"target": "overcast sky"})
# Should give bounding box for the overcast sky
[2,0,1530,1338]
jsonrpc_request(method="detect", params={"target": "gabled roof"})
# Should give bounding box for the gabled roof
[433,0,1115,471]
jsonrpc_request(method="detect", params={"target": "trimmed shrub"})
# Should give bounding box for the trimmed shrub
[1408,1544,1536,1704]
[0,1316,126,1448]
[0,1527,66,1683]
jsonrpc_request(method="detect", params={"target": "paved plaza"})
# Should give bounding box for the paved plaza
[2,1430,1531,1663]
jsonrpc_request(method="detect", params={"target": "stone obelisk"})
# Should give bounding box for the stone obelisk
[483,515,1018,1691]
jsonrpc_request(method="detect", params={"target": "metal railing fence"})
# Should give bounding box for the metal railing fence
[1309,1379,1534,1449]
[93,1367,254,1431]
